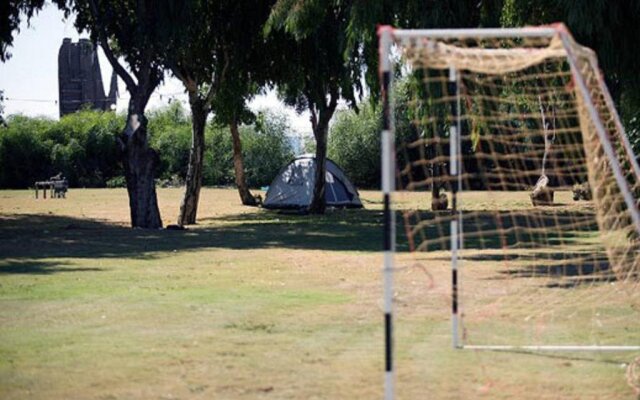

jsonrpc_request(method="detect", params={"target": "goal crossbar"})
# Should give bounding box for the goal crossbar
[392,27,558,39]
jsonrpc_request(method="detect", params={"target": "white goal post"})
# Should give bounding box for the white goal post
[379,24,640,400]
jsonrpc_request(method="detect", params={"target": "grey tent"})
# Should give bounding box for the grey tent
[263,155,363,209]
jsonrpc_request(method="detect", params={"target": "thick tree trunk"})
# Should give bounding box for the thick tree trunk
[122,107,162,229]
[177,103,207,225]
[230,117,257,206]
[308,120,329,214]
[307,93,337,215]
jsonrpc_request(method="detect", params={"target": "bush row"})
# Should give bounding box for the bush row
[0,103,294,189]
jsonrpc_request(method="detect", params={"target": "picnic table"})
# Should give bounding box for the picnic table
[35,177,68,199]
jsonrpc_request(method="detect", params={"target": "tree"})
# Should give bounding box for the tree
[163,1,276,226]
[500,0,640,151]
[2,1,176,227]
[266,1,489,212]
[346,1,489,101]
[346,1,486,208]
[161,0,221,225]
[207,0,280,209]
[204,109,294,188]
[326,80,439,191]
[0,0,51,62]
[64,0,167,228]
[266,0,364,214]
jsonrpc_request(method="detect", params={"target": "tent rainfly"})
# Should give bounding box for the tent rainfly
[263,155,363,209]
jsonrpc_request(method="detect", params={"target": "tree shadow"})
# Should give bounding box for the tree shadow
[400,208,626,288]
[0,207,618,288]
[402,208,599,253]
[0,259,103,275]
[499,255,617,288]
[0,209,389,275]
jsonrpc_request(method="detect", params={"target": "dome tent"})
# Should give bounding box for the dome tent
[263,155,363,209]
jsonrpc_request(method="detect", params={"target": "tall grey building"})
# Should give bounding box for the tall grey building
[58,38,118,117]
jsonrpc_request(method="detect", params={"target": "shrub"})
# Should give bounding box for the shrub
[242,110,294,187]
[0,115,54,188]
[106,176,126,188]
[148,102,191,180]
[328,102,381,189]
[0,104,295,190]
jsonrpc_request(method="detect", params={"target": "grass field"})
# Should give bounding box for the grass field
[1,188,639,399]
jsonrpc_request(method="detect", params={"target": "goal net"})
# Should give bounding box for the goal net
[379,24,640,370]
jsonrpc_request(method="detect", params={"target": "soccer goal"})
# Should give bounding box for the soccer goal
[378,24,640,399]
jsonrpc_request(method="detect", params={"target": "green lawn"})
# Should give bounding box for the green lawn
[0,188,638,399]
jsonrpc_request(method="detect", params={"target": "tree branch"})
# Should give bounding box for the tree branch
[309,104,318,137]
[204,48,231,110]
[87,0,137,93]
[169,61,197,93]
[141,74,160,108]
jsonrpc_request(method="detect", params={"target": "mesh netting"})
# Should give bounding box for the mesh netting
[393,30,640,350]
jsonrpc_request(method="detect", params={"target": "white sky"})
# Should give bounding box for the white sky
[0,4,313,135]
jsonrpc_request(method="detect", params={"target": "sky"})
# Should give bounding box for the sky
[0,4,314,135]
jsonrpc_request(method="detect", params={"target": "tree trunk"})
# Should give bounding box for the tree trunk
[122,106,162,229]
[431,160,440,198]
[177,103,207,225]
[430,142,448,210]
[230,117,257,206]
[308,118,330,214]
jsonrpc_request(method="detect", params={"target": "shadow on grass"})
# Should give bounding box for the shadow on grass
[403,209,599,252]
[401,208,628,288]
[0,207,612,285]
[0,209,388,274]
[498,255,618,288]
[0,259,103,275]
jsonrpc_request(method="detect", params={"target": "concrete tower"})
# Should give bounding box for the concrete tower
[58,38,117,117]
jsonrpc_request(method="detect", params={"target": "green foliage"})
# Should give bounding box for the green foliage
[0,115,53,188]
[327,88,424,189]
[146,105,293,187]
[45,110,123,187]
[147,102,191,180]
[346,0,488,102]
[242,110,294,187]
[208,1,276,127]
[501,0,640,147]
[106,175,126,188]
[205,109,294,187]
[0,0,52,62]
[266,0,364,119]
[0,106,294,189]
[0,111,124,188]
[328,103,381,188]
[206,124,234,186]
